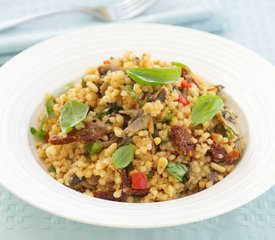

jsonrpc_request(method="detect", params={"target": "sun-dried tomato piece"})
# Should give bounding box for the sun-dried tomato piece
[49,124,106,145]
[94,190,127,202]
[208,141,228,163]
[170,126,195,157]
[129,189,149,196]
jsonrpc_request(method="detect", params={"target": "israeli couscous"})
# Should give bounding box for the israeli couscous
[31,52,245,202]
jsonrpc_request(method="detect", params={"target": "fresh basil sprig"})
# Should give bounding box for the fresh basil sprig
[96,105,122,119]
[60,99,89,133]
[162,114,174,124]
[45,96,55,117]
[166,162,188,182]
[30,127,47,140]
[127,68,181,86]
[48,165,56,173]
[171,62,192,73]
[86,142,103,156]
[122,87,143,105]
[112,144,136,168]
[191,94,224,127]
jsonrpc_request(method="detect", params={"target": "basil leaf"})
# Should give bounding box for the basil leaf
[60,99,89,133]
[86,142,103,156]
[166,162,188,182]
[162,114,174,124]
[40,113,47,127]
[48,165,56,173]
[191,94,224,127]
[127,68,181,86]
[30,127,47,140]
[45,96,55,117]
[96,108,110,119]
[122,87,143,105]
[171,62,192,73]
[96,105,122,119]
[56,82,74,96]
[112,144,136,169]
[225,127,234,138]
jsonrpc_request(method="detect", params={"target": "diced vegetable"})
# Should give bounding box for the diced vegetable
[171,61,192,74]
[122,87,143,105]
[131,171,147,190]
[181,79,189,89]
[60,99,89,133]
[30,127,47,140]
[45,96,55,117]
[178,93,188,106]
[166,162,188,182]
[86,141,103,156]
[103,60,110,64]
[127,68,181,86]
[112,144,136,168]
[162,114,174,124]
[191,93,224,127]
[48,165,56,173]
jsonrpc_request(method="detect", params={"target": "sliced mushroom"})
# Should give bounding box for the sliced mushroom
[218,108,240,135]
[235,136,245,154]
[120,134,132,146]
[124,111,150,133]
[69,175,95,192]
[147,87,166,102]
[97,64,120,75]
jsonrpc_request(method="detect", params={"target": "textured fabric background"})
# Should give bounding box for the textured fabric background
[0,0,275,239]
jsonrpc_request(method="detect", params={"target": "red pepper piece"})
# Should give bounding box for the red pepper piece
[103,60,110,64]
[178,93,188,106]
[131,171,147,190]
[181,79,189,89]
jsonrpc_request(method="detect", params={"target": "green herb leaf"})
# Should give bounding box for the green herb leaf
[48,165,56,173]
[60,99,89,133]
[160,136,169,144]
[171,62,192,73]
[122,87,143,105]
[127,68,181,86]
[40,113,47,127]
[86,142,103,156]
[166,162,188,182]
[30,127,47,140]
[162,114,174,124]
[225,127,234,138]
[81,77,87,88]
[45,96,55,117]
[96,105,122,119]
[191,94,224,127]
[146,170,154,179]
[112,144,136,169]
[56,82,75,96]
[96,108,110,119]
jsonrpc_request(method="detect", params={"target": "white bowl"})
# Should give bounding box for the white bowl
[0,24,275,228]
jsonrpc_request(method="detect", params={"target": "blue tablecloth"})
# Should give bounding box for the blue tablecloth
[0,0,275,239]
